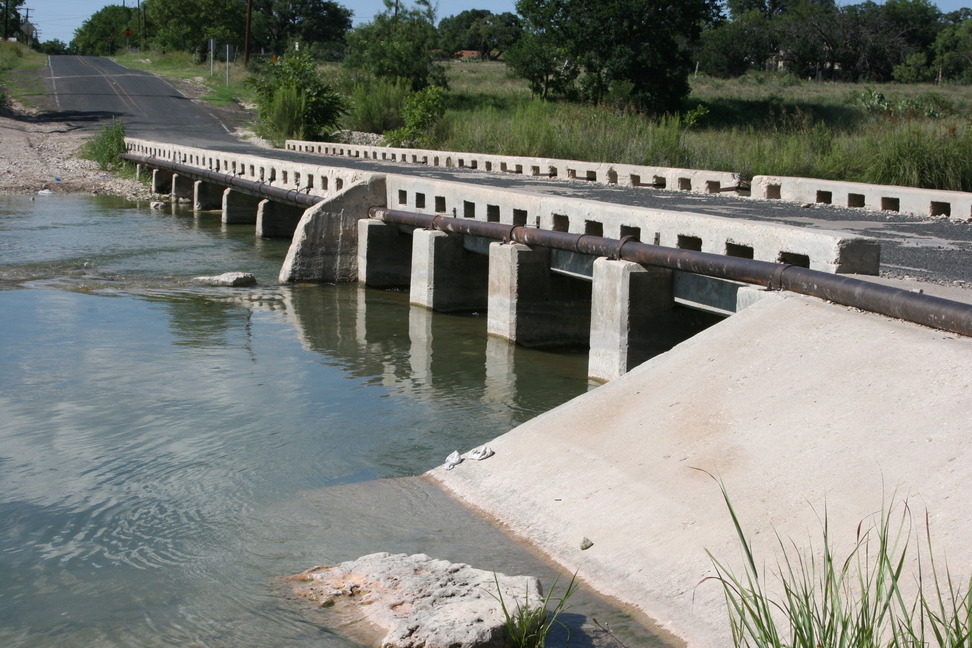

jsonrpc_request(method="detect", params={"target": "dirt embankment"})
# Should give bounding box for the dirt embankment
[0,69,253,200]
[0,100,151,199]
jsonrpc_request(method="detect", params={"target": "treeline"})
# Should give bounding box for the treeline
[42,0,972,115]
[698,0,972,84]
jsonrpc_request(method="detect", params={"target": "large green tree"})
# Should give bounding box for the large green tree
[250,0,352,54]
[512,0,717,113]
[72,5,140,55]
[438,9,521,60]
[345,0,444,90]
[143,0,245,54]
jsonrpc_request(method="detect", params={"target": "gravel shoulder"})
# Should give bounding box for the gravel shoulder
[0,100,151,199]
[0,65,253,200]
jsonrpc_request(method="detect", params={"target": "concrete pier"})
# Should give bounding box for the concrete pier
[409,229,489,312]
[193,181,224,211]
[487,243,591,348]
[256,200,306,238]
[222,189,262,225]
[589,259,677,381]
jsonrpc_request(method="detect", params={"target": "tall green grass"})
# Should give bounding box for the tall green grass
[704,481,972,648]
[435,63,972,191]
[258,85,308,146]
[80,118,131,171]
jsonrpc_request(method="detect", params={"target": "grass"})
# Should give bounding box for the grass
[703,478,972,648]
[80,118,132,172]
[433,62,972,191]
[0,41,49,107]
[493,571,579,648]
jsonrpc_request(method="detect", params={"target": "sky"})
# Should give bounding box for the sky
[18,0,972,47]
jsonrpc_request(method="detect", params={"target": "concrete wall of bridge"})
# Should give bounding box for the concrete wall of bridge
[126,138,884,380]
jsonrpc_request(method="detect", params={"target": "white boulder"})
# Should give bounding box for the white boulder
[288,552,543,648]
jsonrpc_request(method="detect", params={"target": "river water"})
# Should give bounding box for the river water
[0,195,668,647]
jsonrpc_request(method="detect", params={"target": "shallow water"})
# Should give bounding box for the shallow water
[0,194,667,647]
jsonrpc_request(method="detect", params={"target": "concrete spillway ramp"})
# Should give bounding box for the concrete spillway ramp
[430,292,972,648]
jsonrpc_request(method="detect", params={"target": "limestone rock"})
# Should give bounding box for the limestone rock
[192,272,257,287]
[288,552,543,648]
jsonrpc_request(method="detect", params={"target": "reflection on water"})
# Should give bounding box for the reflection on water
[0,195,665,647]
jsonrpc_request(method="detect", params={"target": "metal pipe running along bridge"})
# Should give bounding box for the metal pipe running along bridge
[122,143,972,381]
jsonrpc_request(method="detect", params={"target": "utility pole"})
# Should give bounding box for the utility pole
[243,0,252,66]
[22,6,30,45]
[2,0,9,41]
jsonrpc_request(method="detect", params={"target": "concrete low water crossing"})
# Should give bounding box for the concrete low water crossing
[0,195,667,647]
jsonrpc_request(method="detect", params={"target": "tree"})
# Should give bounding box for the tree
[930,13,972,82]
[143,0,245,55]
[506,32,577,99]
[439,9,521,60]
[2,0,25,41]
[512,0,718,113]
[345,0,445,90]
[250,0,352,54]
[72,5,139,55]
[251,51,344,144]
[38,39,72,55]
[697,10,775,77]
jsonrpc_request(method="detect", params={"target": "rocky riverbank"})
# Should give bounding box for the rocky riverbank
[0,100,151,200]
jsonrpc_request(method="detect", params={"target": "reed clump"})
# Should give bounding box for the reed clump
[704,482,972,648]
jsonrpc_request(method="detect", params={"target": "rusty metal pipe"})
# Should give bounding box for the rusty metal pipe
[370,207,972,337]
[121,152,324,208]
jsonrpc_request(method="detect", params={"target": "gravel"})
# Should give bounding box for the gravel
[0,101,154,200]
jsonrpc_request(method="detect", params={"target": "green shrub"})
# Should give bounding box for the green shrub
[384,86,445,148]
[261,85,309,146]
[80,119,130,171]
[859,124,972,192]
[343,77,411,133]
[251,52,344,145]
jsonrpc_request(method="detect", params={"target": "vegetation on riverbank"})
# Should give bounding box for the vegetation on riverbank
[706,484,972,648]
[79,119,131,172]
[111,54,972,193]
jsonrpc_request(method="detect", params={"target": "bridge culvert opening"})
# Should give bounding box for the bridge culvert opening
[779,251,810,268]
[726,242,754,259]
[677,235,703,251]
[930,201,951,217]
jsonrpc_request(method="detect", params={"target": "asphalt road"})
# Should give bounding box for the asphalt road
[43,55,972,288]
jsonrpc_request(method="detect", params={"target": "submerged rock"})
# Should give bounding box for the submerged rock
[191,272,257,287]
[288,552,543,648]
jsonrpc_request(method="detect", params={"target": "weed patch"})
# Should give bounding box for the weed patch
[80,119,132,172]
[703,478,972,648]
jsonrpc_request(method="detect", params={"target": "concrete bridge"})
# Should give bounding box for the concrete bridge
[124,136,972,648]
[124,137,972,382]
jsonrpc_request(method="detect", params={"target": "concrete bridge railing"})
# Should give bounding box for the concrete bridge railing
[286,139,972,222]
[126,138,364,200]
[285,139,746,195]
[752,175,972,221]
